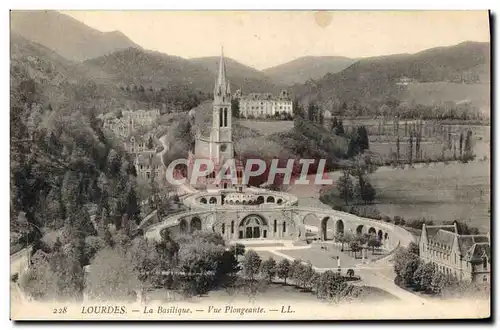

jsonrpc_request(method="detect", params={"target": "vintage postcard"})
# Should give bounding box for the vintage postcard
[10,10,491,320]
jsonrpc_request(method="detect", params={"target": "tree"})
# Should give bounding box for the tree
[288,259,302,282]
[331,116,338,131]
[413,262,435,292]
[349,241,362,259]
[86,248,140,301]
[229,243,246,257]
[367,238,381,253]
[356,177,376,204]
[146,136,154,150]
[396,135,400,164]
[231,99,240,118]
[357,126,369,151]
[408,242,420,256]
[429,270,447,295]
[408,131,414,165]
[337,170,354,205]
[242,250,262,281]
[459,132,464,157]
[260,257,277,283]
[337,232,355,251]
[337,119,345,135]
[276,259,291,284]
[316,270,349,302]
[20,256,58,300]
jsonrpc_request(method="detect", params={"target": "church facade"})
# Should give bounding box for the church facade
[187,50,244,190]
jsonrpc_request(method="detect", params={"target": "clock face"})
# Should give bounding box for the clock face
[220,144,227,152]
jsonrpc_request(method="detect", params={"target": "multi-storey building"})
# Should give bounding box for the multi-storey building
[418,223,490,284]
[134,151,165,181]
[100,109,160,138]
[236,90,293,118]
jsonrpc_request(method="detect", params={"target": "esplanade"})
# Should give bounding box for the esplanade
[143,186,415,249]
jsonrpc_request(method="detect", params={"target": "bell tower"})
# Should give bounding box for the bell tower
[211,47,233,163]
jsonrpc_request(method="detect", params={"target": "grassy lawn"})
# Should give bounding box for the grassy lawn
[279,245,363,269]
[371,161,490,232]
[237,119,294,136]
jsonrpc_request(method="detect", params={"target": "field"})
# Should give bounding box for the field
[401,82,490,116]
[371,161,490,232]
[288,158,490,233]
[236,119,294,136]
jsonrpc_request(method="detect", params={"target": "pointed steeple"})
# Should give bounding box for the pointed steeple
[217,45,227,91]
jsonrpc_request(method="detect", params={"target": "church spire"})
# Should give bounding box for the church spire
[217,46,227,91]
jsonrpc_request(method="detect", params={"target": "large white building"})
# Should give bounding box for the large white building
[236,90,293,118]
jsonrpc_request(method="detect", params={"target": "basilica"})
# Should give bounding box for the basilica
[187,50,244,190]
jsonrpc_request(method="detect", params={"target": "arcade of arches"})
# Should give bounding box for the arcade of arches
[319,217,389,244]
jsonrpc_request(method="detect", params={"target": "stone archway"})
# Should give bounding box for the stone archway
[238,214,269,239]
[368,227,377,237]
[356,225,364,236]
[277,199,283,204]
[200,198,207,204]
[320,217,335,240]
[179,219,188,233]
[302,213,319,226]
[336,219,345,237]
[378,229,383,242]
[257,196,264,204]
[209,197,217,204]
[190,217,202,232]
[384,233,389,240]
[266,196,275,203]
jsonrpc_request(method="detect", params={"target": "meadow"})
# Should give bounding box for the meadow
[236,119,294,136]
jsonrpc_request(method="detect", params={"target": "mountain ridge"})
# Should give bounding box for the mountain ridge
[10,10,140,62]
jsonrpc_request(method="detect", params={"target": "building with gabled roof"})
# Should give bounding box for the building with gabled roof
[134,151,165,182]
[418,222,490,283]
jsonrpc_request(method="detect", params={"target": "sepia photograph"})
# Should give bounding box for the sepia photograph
[9,9,491,321]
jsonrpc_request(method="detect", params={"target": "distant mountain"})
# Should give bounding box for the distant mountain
[293,41,490,107]
[85,48,283,95]
[11,10,140,62]
[263,56,357,85]
[190,56,281,93]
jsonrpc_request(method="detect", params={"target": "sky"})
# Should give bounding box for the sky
[62,10,490,70]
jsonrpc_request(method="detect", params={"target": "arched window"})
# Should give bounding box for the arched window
[283,222,286,233]
[274,220,277,233]
[219,109,223,127]
[231,221,234,234]
[224,108,228,127]
[483,257,488,269]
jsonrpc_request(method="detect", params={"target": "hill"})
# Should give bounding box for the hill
[292,41,490,111]
[84,48,285,100]
[10,32,125,111]
[84,48,224,93]
[190,56,280,93]
[263,56,357,85]
[10,10,140,62]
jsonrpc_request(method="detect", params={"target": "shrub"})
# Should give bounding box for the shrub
[382,216,392,223]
